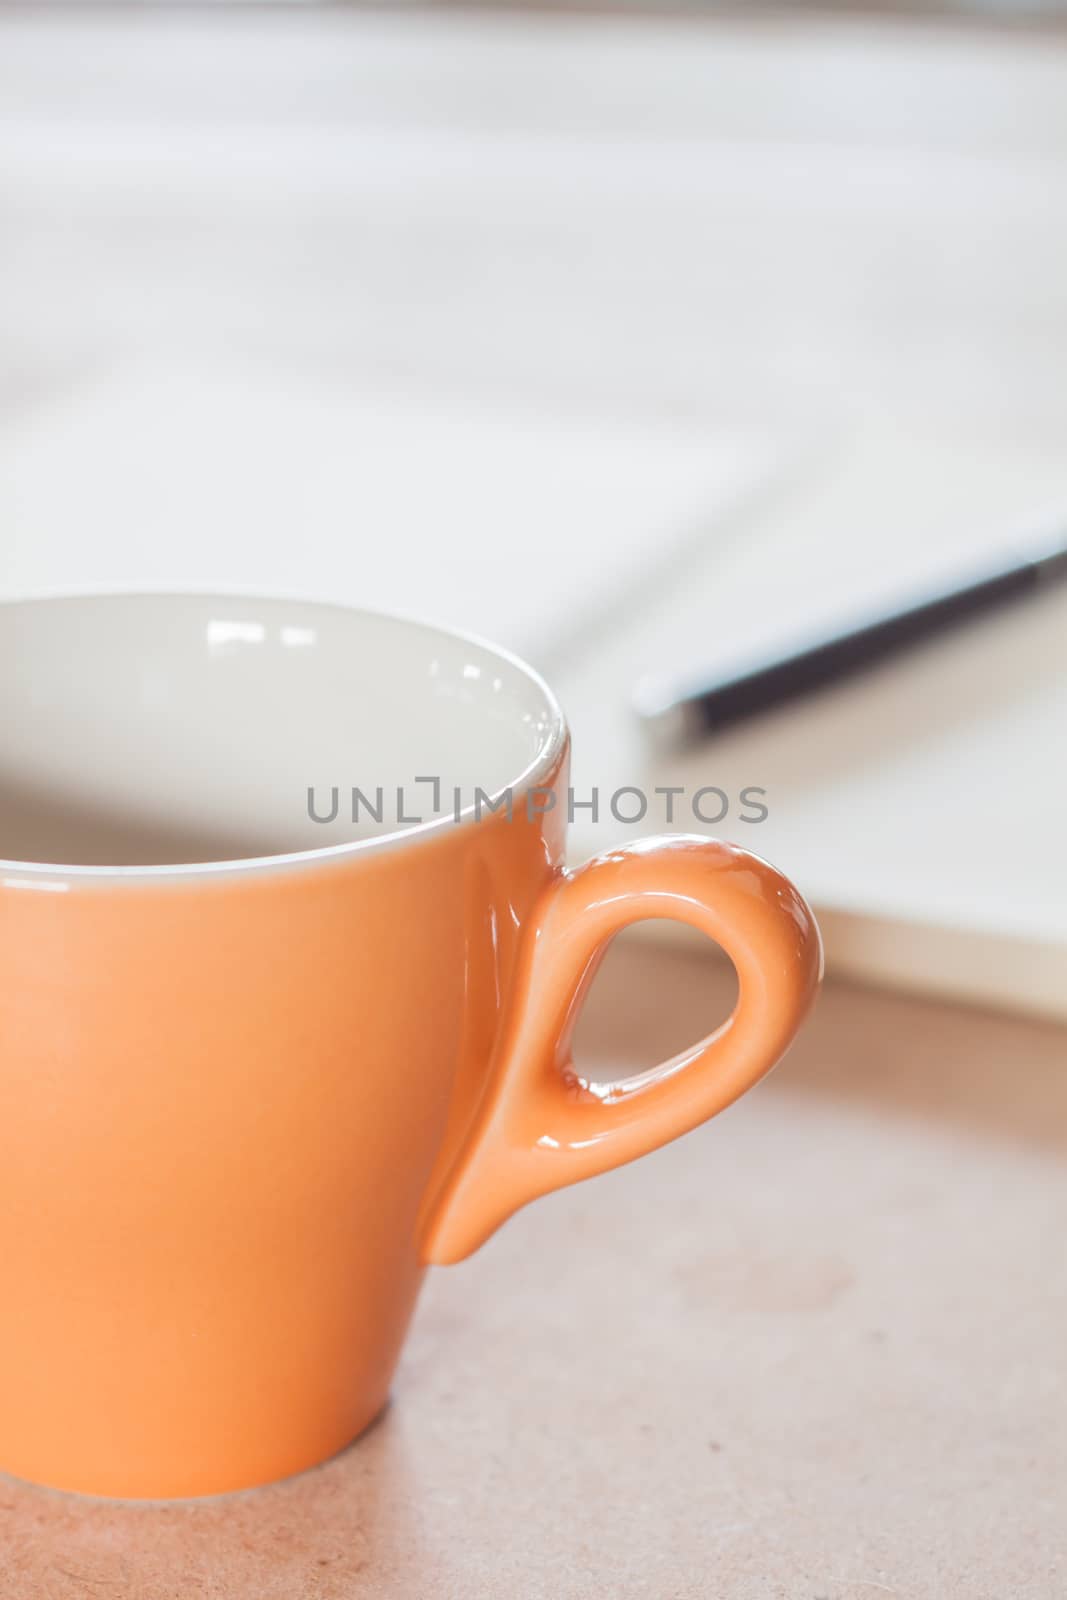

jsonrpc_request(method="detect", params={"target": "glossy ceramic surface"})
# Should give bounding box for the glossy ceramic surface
[0,595,821,1498]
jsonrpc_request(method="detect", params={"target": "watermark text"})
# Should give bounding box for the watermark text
[307,780,769,829]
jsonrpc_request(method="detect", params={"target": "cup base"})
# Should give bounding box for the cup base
[0,1393,392,1503]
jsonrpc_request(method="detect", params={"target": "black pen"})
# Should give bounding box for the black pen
[633,533,1067,746]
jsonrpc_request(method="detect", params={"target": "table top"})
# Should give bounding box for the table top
[5,939,1065,1599]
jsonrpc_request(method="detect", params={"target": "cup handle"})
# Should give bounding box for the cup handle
[420,835,823,1265]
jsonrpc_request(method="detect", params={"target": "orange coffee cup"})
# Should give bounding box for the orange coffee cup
[0,594,821,1498]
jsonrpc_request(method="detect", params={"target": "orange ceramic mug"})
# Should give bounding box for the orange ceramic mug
[0,594,821,1498]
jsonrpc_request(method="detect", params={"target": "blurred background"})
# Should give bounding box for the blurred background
[2,0,1066,1015]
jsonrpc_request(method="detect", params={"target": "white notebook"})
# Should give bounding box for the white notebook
[560,424,1067,1021]
[0,360,778,673]
[5,366,1063,1019]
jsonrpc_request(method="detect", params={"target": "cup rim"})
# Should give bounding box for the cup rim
[0,590,569,885]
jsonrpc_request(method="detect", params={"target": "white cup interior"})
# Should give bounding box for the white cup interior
[0,594,564,872]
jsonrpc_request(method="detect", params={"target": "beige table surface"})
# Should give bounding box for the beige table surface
[4,940,1065,1600]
